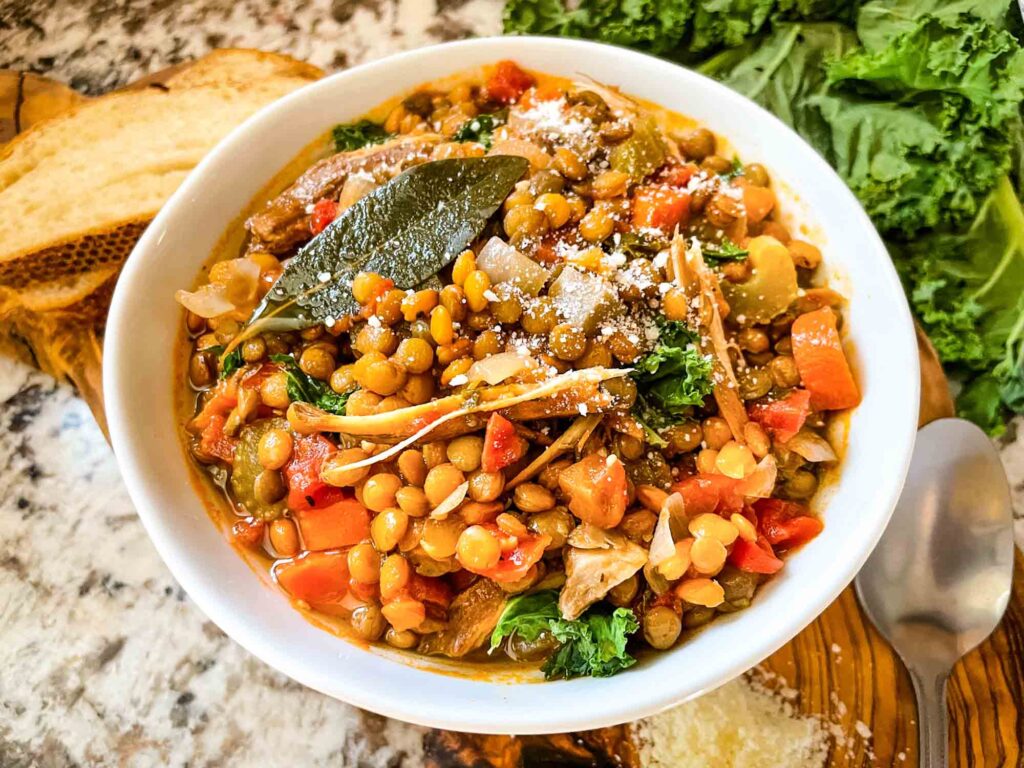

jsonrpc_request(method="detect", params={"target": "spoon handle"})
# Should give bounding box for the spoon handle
[910,667,949,768]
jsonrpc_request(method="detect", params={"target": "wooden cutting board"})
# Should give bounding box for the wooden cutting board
[4,67,1022,768]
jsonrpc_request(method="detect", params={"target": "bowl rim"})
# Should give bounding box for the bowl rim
[104,35,920,734]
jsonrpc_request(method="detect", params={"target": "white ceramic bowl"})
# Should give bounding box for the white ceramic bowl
[104,37,919,734]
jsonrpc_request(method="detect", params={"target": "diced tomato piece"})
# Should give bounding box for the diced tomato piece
[284,433,342,511]
[516,83,562,110]
[465,525,549,584]
[192,377,237,425]
[632,185,691,231]
[294,497,370,551]
[481,413,527,473]
[659,162,698,187]
[275,551,350,604]
[199,414,237,463]
[755,498,823,549]
[791,307,860,411]
[310,199,339,235]
[190,381,240,463]
[407,573,453,608]
[748,389,811,443]
[729,537,784,574]
[485,60,536,104]
[739,181,776,223]
[670,473,744,517]
[558,453,629,528]
[231,518,265,548]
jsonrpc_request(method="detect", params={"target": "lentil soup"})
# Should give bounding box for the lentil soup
[175,61,860,679]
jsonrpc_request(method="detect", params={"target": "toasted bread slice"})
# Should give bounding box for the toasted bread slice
[0,49,322,304]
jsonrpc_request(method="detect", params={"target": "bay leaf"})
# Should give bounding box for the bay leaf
[237,155,529,341]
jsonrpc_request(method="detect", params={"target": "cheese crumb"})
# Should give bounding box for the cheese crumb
[636,672,830,768]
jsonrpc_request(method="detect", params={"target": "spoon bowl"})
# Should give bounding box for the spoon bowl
[856,417,1014,765]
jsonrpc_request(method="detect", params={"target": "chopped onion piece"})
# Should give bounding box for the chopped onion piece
[467,351,534,386]
[648,509,675,568]
[737,455,778,498]
[175,257,261,319]
[175,284,237,319]
[430,481,469,520]
[648,492,686,568]
[787,431,838,462]
[476,236,549,296]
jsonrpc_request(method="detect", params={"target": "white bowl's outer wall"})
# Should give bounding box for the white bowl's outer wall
[104,37,919,734]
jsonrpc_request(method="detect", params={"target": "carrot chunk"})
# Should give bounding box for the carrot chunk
[294,498,370,551]
[275,551,350,605]
[790,307,860,411]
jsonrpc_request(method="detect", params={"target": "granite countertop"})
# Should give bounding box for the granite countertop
[1,3,1022,766]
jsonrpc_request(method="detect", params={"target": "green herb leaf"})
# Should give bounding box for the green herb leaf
[720,156,744,180]
[702,237,749,264]
[544,607,639,679]
[270,354,354,415]
[452,110,508,149]
[489,590,639,679]
[240,156,529,341]
[631,319,714,420]
[615,231,668,259]
[489,590,561,651]
[210,346,243,379]
[332,120,393,152]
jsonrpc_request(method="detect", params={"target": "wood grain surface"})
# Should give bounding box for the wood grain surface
[4,68,1021,768]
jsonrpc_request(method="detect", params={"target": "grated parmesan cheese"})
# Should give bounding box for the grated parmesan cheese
[635,673,830,768]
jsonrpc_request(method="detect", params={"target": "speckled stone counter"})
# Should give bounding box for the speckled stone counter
[0,3,1022,766]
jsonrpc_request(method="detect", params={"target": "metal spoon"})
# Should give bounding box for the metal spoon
[855,417,1014,767]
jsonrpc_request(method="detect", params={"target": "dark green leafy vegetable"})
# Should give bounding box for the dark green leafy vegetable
[504,0,1024,430]
[452,110,508,149]
[631,319,714,420]
[208,346,243,379]
[237,156,529,344]
[270,354,354,415]
[615,231,668,259]
[702,237,749,263]
[895,177,1024,435]
[489,590,639,679]
[489,590,560,652]
[331,120,393,152]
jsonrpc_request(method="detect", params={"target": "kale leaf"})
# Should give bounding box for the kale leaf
[631,319,714,420]
[489,590,640,679]
[489,590,561,651]
[270,354,353,415]
[331,120,393,152]
[894,177,1024,436]
[452,110,508,149]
